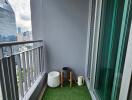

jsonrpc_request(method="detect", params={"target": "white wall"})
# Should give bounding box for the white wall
[31,0,89,76]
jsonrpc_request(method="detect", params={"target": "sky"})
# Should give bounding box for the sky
[8,0,32,32]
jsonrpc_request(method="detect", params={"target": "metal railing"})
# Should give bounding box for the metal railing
[0,40,45,100]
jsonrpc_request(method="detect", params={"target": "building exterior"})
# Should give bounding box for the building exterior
[0,0,5,4]
[17,29,32,41]
[0,0,16,42]
[17,27,21,33]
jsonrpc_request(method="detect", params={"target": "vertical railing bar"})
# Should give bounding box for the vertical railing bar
[7,57,14,100]
[10,55,19,100]
[35,48,38,77]
[39,46,42,74]
[41,46,44,73]
[40,46,43,73]
[9,46,19,100]
[41,45,44,73]
[33,49,37,80]
[25,51,31,88]
[40,42,44,73]
[29,50,33,84]
[31,50,35,82]
[37,47,40,75]
[36,48,40,75]
[43,43,46,73]
[5,46,17,100]
[8,46,19,100]
[0,61,6,100]
[35,48,38,76]
[21,52,28,93]
[0,48,9,100]
[17,54,24,98]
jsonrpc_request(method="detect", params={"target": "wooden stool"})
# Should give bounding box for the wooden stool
[60,71,64,87]
[69,71,73,87]
[60,71,74,87]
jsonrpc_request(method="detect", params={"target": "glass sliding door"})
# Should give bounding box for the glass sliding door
[94,0,132,99]
[94,0,121,99]
[111,0,132,99]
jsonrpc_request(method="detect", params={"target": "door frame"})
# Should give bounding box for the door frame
[85,0,102,99]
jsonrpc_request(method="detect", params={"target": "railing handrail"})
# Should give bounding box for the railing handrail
[0,40,43,47]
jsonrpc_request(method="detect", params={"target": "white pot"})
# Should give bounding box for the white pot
[77,76,84,86]
[47,71,60,88]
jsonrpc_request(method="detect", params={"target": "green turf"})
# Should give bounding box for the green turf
[42,84,92,100]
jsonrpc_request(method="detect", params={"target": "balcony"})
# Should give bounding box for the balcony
[0,0,132,100]
[0,40,92,100]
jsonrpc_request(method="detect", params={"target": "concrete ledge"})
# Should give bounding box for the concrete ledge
[29,73,47,100]
[85,76,97,100]
[38,84,47,100]
[22,73,47,100]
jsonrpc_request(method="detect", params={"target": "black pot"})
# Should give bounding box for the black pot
[62,67,70,81]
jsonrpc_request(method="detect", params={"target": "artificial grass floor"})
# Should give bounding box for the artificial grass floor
[42,83,92,100]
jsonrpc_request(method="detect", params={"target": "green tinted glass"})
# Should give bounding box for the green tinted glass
[94,0,132,100]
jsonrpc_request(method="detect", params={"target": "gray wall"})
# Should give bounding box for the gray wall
[31,0,89,76]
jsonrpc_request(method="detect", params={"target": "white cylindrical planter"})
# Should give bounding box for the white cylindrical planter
[47,71,60,88]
